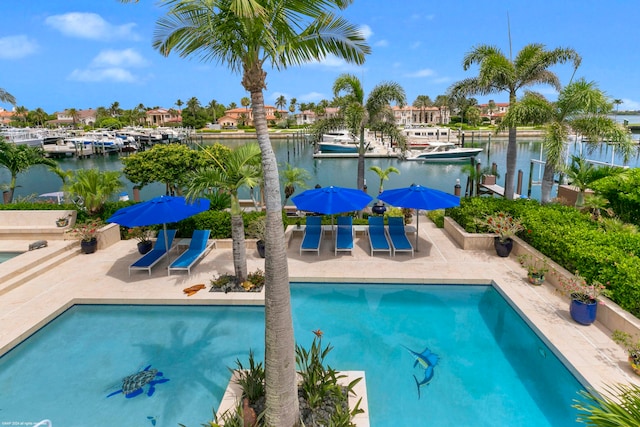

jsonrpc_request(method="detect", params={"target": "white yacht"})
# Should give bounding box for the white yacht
[405,142,482,162]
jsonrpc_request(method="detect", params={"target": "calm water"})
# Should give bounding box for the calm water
[0,283,586,427]
[2,132,640,204]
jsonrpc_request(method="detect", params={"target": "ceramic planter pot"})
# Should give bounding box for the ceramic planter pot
[494,237,513,257]
[80,238,98,254]
[137,241,153,255]
[569,297,597,325]
[628,357,640,376]
[371,204,387,215]
[528,273,545,285]
[257,240,266,258]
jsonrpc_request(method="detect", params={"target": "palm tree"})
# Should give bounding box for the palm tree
[109,101,121,117]
[241,96,251,111]
[0,87,16,106]
[185,143,262,282]
[280,163,310,206]
[412,95,432,124]
[613,98,623,121]
[449,43,581,199]
[13,106,28,126]
[207,99,219,122]
[564,155,597,207]
[63,169,124,215]
[0,138,56,203]
[369,165,399,194]
[141,1,368,424]
[67,108,79,128]
[32,108,48,127]
[289,97,297,114]
[328,74,406,190]
[275,95,287,112]
[504,79,633,203]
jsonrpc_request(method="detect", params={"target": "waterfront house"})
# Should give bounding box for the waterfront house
[145,108,182,126]
[218,105,288,127]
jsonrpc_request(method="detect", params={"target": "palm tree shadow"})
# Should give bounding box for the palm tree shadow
[130,312,263,423]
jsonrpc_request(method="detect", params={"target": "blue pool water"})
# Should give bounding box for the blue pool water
[0,284,586,426]
[0,252,22,263]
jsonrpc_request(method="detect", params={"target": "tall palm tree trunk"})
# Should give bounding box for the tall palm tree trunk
[357,126,366,190]
[229,197,248,282]
[540,163,556,204]
[504,91,518,200]
[246,67,299,426]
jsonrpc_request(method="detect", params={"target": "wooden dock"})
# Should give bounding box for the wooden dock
[479,183,521,199]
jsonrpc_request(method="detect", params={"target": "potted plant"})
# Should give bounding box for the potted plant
[128,226,154,254]
[517,254,550,285]
[476,211,524,257]
[56,214,71,228]
[556,272,606,325]
[71,218,103,254]
[612,330,640,376]
[247,216,266,258]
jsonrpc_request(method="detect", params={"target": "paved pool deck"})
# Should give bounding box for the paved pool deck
[1,215,639,407]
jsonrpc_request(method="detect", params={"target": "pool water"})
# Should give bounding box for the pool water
[0,252,22,263]
[0,284,586,426]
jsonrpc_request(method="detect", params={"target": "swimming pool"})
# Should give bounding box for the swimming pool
[0,251,22,263]
[0,283,586,426]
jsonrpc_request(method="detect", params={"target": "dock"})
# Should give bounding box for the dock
[313,150,399,159]
[479,183,520,199]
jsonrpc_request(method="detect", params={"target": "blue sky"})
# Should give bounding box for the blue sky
[1,0,639,114]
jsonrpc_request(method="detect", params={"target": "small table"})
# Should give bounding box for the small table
[176,238,191,252]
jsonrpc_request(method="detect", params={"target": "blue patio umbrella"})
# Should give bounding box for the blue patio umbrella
[378,184,460,251]
[107,195,210,256]
[291,185,372,215]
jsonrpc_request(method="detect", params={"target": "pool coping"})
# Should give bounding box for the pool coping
[1,217,639,421]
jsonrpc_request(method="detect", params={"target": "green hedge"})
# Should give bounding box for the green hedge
[447,197,640,317]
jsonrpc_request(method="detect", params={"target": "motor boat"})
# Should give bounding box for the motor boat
[404,142,482,161]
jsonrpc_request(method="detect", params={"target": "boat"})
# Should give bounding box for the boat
[317,129,360,153]
[404,142,482,162]
[0,127,44,146]
[318,137,360,153]
[400,126,457,148]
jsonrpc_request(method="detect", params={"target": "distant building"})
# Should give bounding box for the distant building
[145,108,182,126]
[0,109,12,126]
[218,105,288,127]
[294,105,450,127]
[50,109,97,127]
[477,101,510,123]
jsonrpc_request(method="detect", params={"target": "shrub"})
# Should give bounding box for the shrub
[447,197,640,317]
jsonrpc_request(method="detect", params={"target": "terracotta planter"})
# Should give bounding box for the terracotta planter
[481,175,496,185]
[494,237,513,257]
[80,238,98,254]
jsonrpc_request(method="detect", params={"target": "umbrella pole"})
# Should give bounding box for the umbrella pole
[415,210,420,252]
[164,224,171,276]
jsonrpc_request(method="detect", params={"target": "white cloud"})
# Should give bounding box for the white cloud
[622,98,640,110]
[305,54,363,72]
[69,68,136,83]
[433,76,451,84]
[90,49,148,68]
[359,25,373,40]
[374,39,389,47]
[45,12,138,41]
[0,35,38,59]
[298,92,325,103]
[69,49,149,83]
[405,69,435,78]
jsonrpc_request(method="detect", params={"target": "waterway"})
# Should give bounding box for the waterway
[2,132,640,205]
